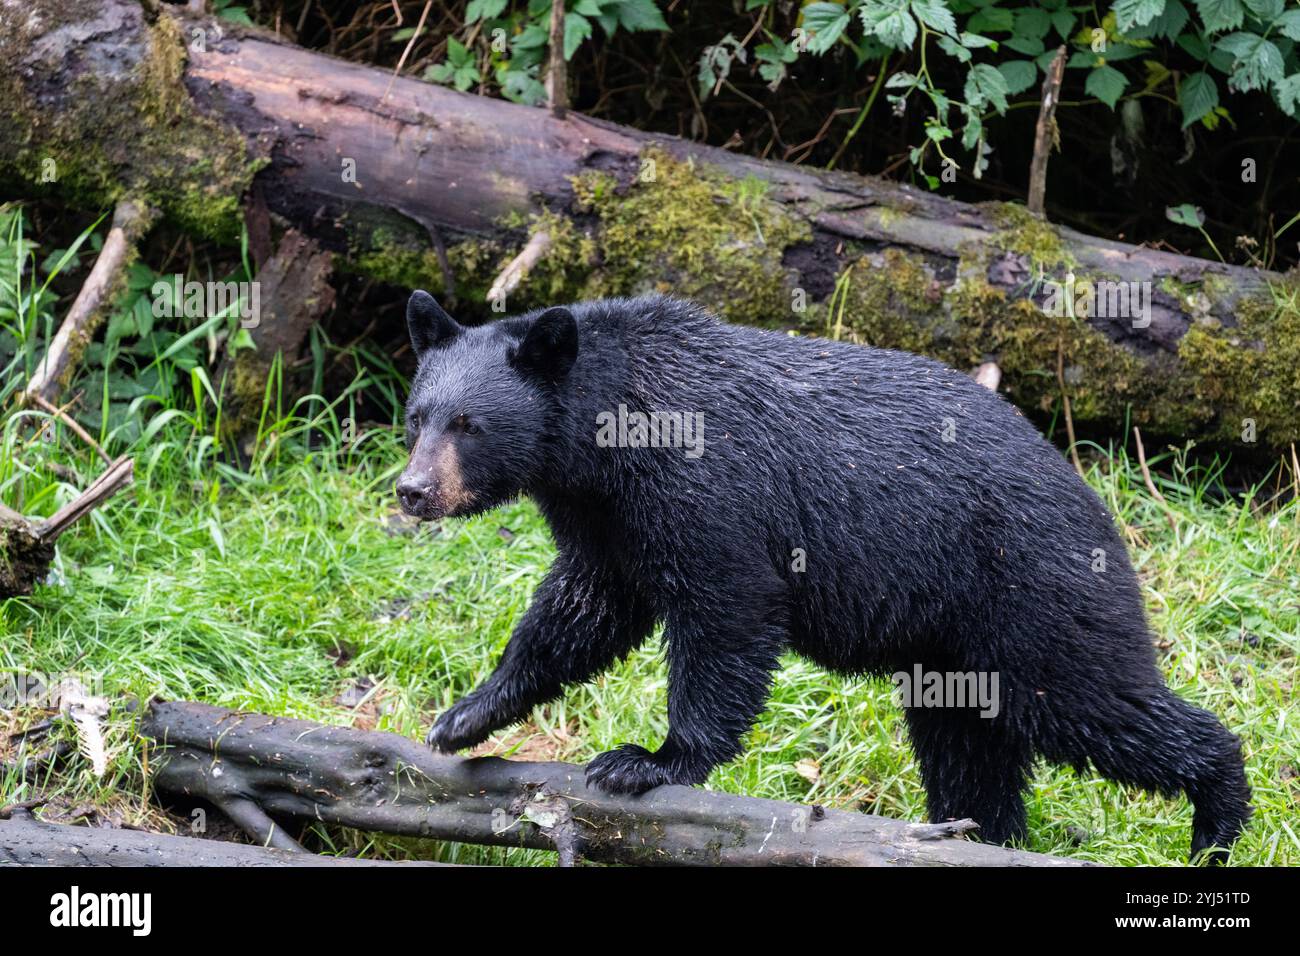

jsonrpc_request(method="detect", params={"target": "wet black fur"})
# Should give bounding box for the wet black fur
[401,291,1250,859]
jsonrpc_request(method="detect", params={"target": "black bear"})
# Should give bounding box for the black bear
[397,290,1250,859]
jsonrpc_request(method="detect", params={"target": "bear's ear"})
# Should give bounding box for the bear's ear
[513,306,578,383]
[407,290,460,356]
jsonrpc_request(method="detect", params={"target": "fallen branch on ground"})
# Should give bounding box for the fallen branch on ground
[0,457,134,598]
[139,700,1087,867]
[0,810,446,867]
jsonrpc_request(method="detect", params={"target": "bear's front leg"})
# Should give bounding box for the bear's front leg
[426,556,655,753]
[585,602,784,794]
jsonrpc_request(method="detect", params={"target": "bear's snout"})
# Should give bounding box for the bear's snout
[396,474,443,519]
[397,437,474,519]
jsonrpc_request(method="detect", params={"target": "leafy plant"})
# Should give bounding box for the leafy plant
[425,0,669,106]
[699,0,1300,181]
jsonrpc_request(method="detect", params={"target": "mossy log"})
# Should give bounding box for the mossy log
[3,0,1297,453]
[139,700,1086,867]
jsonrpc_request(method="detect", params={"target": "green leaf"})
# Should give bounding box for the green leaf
[1050,9,1076,39]
[466,0,508,23]
[1178,31,1212,59]
[967,7,1015,32]
[1004,34,1045,55]
[964,62,1010,112]
[960,106,983,149]
[1166,203,1206,227]
[911,0,957,36]
[860,0,918,50]
[1180,71,1219,126]
[998,59,1039,95]
[1193,0,1245,33]
[1275,9,1300,41]
[512,23,550,49]
[215,5,254,26]
[1086,64,1128,108]
[959,32,997,48]
[804,2,852,53]
[1241,0,1283,21]
[1217,32,1283,91]
[612,0,670,32]
[1275,73,1300,114]
[938,35,973,61]
[1013,7,1053,39]
[1113,0,1166,31]
[564,12,593,59]
[1126,0,1189,39]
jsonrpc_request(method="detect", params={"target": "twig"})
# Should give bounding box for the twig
[215,796,307,852]
[487,231,552,306]
[23,200,156,406]
[36,456,134,542]
[1055,339,1084,478]
[29,394,111,466]
[382,0,432,101]
[1027,46,1067,217]
[546,0,568,118]
[1133,427,1178,533]
[1291,443,1300,508]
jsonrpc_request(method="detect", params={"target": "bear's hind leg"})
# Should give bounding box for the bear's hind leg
[1049,685,1251,862]
[904,707,1034,845]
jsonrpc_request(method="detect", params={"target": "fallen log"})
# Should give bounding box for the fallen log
[2,0,1294,453]
[139,700,1086,867]
[0,811,446,866]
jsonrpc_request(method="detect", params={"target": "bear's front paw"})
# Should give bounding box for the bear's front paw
[425,694,496,753]
[585,743,681,795]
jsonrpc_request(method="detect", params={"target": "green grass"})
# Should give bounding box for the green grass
[1,204,1296,866]
[2,419,1296,866]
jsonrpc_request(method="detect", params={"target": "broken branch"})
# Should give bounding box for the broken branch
[22,200,156,407]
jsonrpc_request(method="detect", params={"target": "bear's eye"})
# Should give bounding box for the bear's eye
[451,414,481,436]
[409,412,420,431]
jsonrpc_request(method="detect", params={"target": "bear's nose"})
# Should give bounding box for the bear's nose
[396,476,431,515]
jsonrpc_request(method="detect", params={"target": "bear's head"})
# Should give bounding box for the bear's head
[396,290,578,521]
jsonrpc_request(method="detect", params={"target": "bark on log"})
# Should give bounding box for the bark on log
[212,228,335,439]
[139,700,1086,867]
[0,812,446,866]
[2,0,1295,452]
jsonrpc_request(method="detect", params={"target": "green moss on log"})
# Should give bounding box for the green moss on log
[518,149,811,322]
[0,5,257,241]
[796,246,1292,445]
[1180,280,1300,445]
